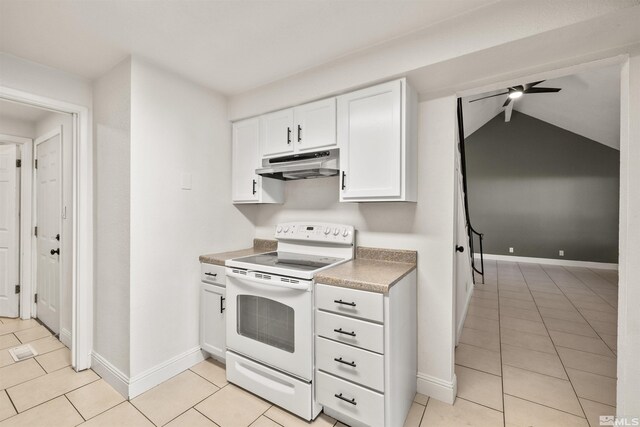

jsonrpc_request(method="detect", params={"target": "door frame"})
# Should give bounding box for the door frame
[0,86,93,372]
[0,134,33,320]
[33,127,64,334]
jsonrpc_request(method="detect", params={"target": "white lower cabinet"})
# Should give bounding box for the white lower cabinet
[200,264,226,360]
[315,271,417,427]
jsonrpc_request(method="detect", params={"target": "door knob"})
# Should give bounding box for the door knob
[51,248,60,255]
[456,245,465,253]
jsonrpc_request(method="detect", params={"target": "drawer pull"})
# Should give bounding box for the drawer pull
[334,299,356,307]
[334,357,356,367]
[333,328,356,337]
[204,272,218,277]
[334,393,357,406]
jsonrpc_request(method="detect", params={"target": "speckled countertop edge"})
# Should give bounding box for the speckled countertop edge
[199,238,277,266]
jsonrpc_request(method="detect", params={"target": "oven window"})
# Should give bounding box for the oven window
[236,295,295,353]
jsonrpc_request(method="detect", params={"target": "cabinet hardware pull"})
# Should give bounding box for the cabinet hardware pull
[55,234,60,241]
[334,299,356,307]
[341,171,346,190]
[287,127,291,144]
[252,179,257,195]
[456,245,464,253]
[333,328,356,337]
[204,272,217,277]
[334,393,357,405]
[297,125,302,142]
[50,248,60,255]
[220,296,226,313]
[334,357,356,367]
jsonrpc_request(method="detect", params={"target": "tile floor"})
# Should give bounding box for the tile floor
[0,261,618,426]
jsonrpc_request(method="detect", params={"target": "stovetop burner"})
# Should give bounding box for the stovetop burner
[232,251,345,272]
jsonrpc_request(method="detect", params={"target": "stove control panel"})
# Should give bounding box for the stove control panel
[275,222,355,245]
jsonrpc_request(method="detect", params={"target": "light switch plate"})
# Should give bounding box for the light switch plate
[181,173,192,190]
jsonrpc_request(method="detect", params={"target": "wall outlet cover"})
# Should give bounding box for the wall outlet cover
[509,247,514,253]
[559,250,565,256]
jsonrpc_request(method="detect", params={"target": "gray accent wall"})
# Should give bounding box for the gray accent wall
[465,110,619,263]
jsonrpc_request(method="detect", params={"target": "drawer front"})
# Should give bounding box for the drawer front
[316,371,384,427]
[201,263,226,286]
[316,284,383,322]
[316,310,383,354]
[316,337,384,392]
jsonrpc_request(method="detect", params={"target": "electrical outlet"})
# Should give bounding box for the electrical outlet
[509,247,514,253]
[559,250,564,257]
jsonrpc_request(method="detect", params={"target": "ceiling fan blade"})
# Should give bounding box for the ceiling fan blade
[524,87,561,94]
[469,91,509,102]
[524,80,545,90]
[503,97,512,108]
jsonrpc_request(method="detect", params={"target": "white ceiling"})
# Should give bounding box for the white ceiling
[463,64,621,150]
[0,0,498,95]
[0,99,50,123]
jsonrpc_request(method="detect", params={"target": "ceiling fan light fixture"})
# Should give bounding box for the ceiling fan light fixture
[509,90,523,99]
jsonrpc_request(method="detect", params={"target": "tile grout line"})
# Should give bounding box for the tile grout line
[187,366,228,389]
[62,393,86,422]
[495,262,507,425]
[149,382,224,427]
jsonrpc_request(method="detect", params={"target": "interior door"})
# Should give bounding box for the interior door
[232,118,261,203]
[35,131,61,333]
[0,144,19,318]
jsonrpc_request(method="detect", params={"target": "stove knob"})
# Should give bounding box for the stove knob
[276,226,283,233]
[324,227,331,235]
[283,226,290,233]
[342,228,350,237]
[333,228,340,236]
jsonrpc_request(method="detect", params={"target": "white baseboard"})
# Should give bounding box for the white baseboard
[128,346,205,399]
[91,351,129,398]
[60,328,72,348]
[417,372,457,404]
[477,254,618,270]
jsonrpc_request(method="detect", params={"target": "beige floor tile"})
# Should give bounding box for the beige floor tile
[0,359,46,390]
[66,379,125,420]
[132,370,218,426]
[80,402,154,427]
[455,365,503,411]
[195,384,270,427]
[566,368,616,406]
[420,397,503,427]
[500,316,548,336]
[467,306,499,321]
[7,366,99,412]
[0,320,38,336]
[579,309,617,325]
[502,365,582,416]
[499,297,538,311]
[571,300,616,313]
[0,335,20,351]
[414,393,429,406]
[0,391,16,422]
[190,358,228,388]
[455,343,501,376]
[538,306,584,323]
[549,331,615,357]
[35,347,71,373]
[251,416,280,427]
[500,290,533,301]
[500,329,556,354]
[27,336,65,355]
[499,306,542,322]
[531,296,574,310]
[504,395,588,427]
[264,405,335,426]
[543,318,598,338]
[464,315,500,334]
[587,320,617,336]
[14,325,51,344]
[470,297,499,310]
[600,334,617,353]
[556,347,616,379]
[579,398,616,427]
[403,402,426,427]
[0,351,15,369]
[474,290,498,300]
[0,397,82,427]
[165,408,218,427]
[459,327,500,352]
[501,344,567,379]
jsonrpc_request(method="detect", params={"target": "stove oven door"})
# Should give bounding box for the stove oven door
[225,269,313,380]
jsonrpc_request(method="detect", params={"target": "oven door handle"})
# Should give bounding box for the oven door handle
[226,269,311,291]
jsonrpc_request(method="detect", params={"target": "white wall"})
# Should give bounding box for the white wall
[35,112,73,342]
[253,96,459,402]
[93,58,132,377]
[0,116,35,138]
[128,58,256,382]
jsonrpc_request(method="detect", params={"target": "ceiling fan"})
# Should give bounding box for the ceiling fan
[469,81,562,107]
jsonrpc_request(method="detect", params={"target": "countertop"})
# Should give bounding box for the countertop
[314,247,417,294]
[199,239,276,266]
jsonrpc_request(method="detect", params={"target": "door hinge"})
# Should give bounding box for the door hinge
[16,159,22,167]
[34,293,38,303]
[15,285,20,294]
[34,226,38,237]
[35,159,38,169]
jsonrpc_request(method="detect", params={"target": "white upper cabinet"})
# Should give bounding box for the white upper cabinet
[293,98,336,152]
[261,109,295,158]
[338,79,417,202]
[232,118,283,204]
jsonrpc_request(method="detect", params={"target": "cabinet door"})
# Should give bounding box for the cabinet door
[261,108,294,158]
[338,80,402,200]
[200,283,226,360]
[232,118,260,203]
[294,98,336,152]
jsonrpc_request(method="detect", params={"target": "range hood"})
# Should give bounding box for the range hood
[256,149,339,181]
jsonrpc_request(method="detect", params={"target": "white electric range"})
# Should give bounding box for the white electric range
[225,222,355,421]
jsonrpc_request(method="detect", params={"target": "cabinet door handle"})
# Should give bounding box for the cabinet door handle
[333,328,356,337]
[220,296,226,313]
[204,272,217,277]
[341,171,346,190]
[51,248,60,255]
[334,393,357,406]
[252,179,257,195]
[334,357,356,367]
[334,299,356,307]
[287,127,291,144]
[297,125,302,142]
